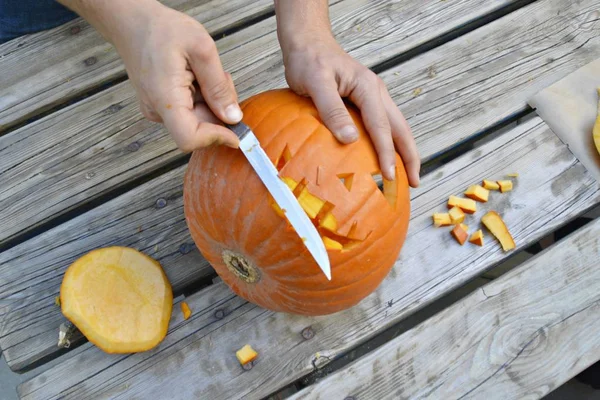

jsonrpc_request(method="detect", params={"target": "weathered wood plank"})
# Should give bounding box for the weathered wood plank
[0,0,275,133]
[15,117,600,398]
[290,223,600,400]
[0,0,520,246]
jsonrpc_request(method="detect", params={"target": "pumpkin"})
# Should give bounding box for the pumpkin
[183,89,410,316]
[60,246,173,353]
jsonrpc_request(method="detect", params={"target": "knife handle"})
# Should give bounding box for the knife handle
[226,123,251,140]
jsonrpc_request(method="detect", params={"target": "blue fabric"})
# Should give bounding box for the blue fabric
[0,0,77,44]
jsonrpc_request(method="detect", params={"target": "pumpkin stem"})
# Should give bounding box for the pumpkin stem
[57,320,77,348]
[222,250,260,284]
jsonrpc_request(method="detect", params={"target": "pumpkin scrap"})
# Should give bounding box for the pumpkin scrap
[465,185,489,203]
[236,344,258,365]
[482,180,500,191]
[469,230,484,247]
[184,89,410,316]
[482,211,515,251]
[447,196,477,214]
[433,213,452,227]
[60,246,173,353]
[181,301,192,320]
[448,206,465,224]
[451,224,469,245]
[497,180,513,193]
[507,173,519,178]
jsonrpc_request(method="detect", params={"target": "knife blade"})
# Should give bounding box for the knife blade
[227,122,332,280]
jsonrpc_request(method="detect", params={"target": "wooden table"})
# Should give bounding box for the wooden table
[2,0,600,398]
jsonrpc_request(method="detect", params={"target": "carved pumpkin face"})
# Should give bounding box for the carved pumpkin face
[184,89,410,316]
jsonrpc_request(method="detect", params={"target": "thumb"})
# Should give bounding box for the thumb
[308,81,359,144]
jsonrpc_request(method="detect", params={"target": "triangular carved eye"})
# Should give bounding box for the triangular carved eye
[337,173,354,191]
[275,145,292,171]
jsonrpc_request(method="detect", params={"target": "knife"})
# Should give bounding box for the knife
[227,122,332,280]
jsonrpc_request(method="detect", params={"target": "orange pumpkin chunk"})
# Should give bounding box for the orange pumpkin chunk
[236,344,258,365]
[459,223,469,232]
[447,196,477,214]
[482,211,515,251]
[433,213,452,227]
[181,302,192,320]
[497,180,513,193]
[297,188,325,219]
[60,246,173,354]
[323,236,344,251]
[469,230,484,246]
[451,224,469,245]
[482,180,500,191]
[448,206,465,224]
[507,173,519,178]
[319,212,338,232]
[465,185,489,203]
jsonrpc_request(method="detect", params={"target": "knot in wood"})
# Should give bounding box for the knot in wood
[155,198,167,209]
[301,326,314,340]
[127,141,141,152]
[214,309,225,319]
[70,25,81,35]
[83,56,97,66]
[179,243,193,255]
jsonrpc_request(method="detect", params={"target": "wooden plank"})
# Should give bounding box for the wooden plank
[0,0,520,246]
[0,0,275,133]
[290,223,600,400]
[15,117,600,398]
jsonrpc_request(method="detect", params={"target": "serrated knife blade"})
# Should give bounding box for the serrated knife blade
[227,122,331,280]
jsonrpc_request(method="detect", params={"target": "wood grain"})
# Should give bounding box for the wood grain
[290,223,600,400]
[0,0,275,133]
[15,117,600,398]
[0,0,519,246]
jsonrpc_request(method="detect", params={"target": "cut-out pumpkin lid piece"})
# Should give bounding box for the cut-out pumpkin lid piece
[60,246,173,353]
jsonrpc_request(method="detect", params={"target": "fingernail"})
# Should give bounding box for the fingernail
[339,125,358,143]
[225,104,243,123]
[387,166,396,181]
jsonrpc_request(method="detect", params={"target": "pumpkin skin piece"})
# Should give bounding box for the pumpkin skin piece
[60,246,173,353]
[183,89,411,316]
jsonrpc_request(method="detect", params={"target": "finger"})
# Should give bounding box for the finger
[188,38,242,125]
[160,91,239,152]
[380,86,421,188]
[349,74,396,180]
[307,78,358,143]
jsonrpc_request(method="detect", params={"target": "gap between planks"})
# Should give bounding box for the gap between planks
[14,116,600,398]
[0,0,532,248]
[289,218,600,400]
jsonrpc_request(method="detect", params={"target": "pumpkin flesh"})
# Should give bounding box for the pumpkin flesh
[60,246,173,353]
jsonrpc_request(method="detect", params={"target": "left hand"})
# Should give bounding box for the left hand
[281,33,420,187]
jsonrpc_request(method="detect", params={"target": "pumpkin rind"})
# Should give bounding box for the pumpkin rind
[60,246,173,353]
[183,89,410,316]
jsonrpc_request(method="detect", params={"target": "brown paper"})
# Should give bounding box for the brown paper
[529,59,600,183]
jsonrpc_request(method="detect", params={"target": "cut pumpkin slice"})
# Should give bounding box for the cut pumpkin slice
[481,211,515,251]
[60,246,173,354]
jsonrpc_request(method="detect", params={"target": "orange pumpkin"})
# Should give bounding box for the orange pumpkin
[183,89,410,316]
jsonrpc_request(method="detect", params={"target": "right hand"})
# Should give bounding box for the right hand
[108,0,242,151]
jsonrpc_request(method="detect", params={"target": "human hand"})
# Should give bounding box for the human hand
[60,0,242,152]
[279,32,420,187]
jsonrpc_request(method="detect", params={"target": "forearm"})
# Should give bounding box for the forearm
[274,0,332,51]
[56,0,161,44]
